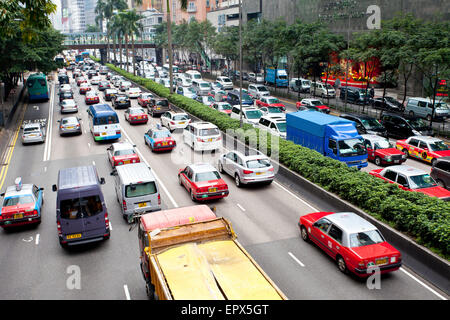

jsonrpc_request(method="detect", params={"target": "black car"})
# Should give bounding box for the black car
[112,94,130,109]
[58,74,69,84]
[371,96,404,112]
[59,91,74,102]
[339,87,371,105]
[379,113,434,139]
[340,113,388,137]
[147,98,170,117]
[87,70,98,79]
[430,156,450,190]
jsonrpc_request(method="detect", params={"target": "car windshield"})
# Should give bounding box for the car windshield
[361,118,384,130]
[374,139,393,149]
[194,171,221,182]
[3,195,34,206]
[142,94,152,99]
[246,158,271,169]
[257,86,269,92]
[267,98,280,104]
[245,110,263,119]
[187,87,196,93]
[219,104,232,110]
[276,122,287,132]
[200,83,210,88]
[409,174,437,189]
[114,149,135,156]
[406,118,427,129]
[199,128,220,136]
[221,78,231,83]
[125,182,157,198]
[436,102,449,110]
[309,100,323,106]
[338,138,367,157]
[267,107,283,113]
[429,140,449,151]
[349,230,385,247]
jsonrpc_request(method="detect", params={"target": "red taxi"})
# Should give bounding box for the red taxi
[85,90,99,105]
[369,165,450,200]
[79,83,91,95]
[107,142,140,168]
[76,76,87,86]
[296,99,330,114]
[299,211,402,277]
[178,163,229,202]
[396,136,450,166]
[256,96,286,111]
[362,134,407,166]
[125,107,148,124]
[138,93,154,107]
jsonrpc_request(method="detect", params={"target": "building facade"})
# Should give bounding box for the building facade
[207,0,240,31]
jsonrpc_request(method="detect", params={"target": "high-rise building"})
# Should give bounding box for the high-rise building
[84,0,98,30]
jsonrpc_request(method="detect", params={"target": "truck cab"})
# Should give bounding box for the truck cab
[265,69,288,87]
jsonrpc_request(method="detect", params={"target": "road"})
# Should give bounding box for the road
[0,69,447,300]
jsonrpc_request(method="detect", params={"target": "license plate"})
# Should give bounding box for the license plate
[162,142,168,146]
[66,233,82,239]
[208,138,213,142]
[255,172,264,175]
[138,116,142,119]
[14,213,23,219]
[394,160,399,163]
[102,132,107,136]
[376,258,388,265]
[67,126,74,129]
[208,187,217,193]
[138,202,147,208]
[179,122,185,125]
[124,160,130,164]
[156,107,160,110]
[28,134,36,137]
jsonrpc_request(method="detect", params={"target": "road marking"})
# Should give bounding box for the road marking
[237,203,246,212]
[0,110,23,191]
[109,221,113,231]
[88,142,91,148]
[120,127,179,208]
[123,284,131,300]
[43,81,55,162]
[35,234,40,245]
[273,181,318,212]
[44,166,47,172]
[399,267,447,300]
[92,160,96,166]
[288,252,305,267]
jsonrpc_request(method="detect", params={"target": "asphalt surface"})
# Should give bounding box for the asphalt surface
[0,69,447,300]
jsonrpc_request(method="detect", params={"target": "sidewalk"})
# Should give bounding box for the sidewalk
[1,78,25,128]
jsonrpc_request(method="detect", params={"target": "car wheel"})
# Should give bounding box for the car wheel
[218,162,224,173]
[436,179,446,189]
[431,158,437,167]
[300,226,309,242]
[337,255,348,274]
[374,156,382,166]
[235,174,242,188]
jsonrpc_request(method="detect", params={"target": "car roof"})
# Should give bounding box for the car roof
[383,165,426,176]
[361,134,388,142]
[408,136,442,143]
[189,163,218,173]
[261,115,285,121]
[341,113,374,120]
[191,121,217,128]
[5,184,34,197]
[23,123,40,129]
[112,141,135,151]
[116,163,155,185]
[325,212,378,234]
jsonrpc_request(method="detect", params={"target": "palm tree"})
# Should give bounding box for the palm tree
[121,9,143,76]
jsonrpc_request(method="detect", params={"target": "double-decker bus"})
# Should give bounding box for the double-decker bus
[26,73,49,102]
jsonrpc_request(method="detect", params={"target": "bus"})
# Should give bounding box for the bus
[87,104,121,142]
[26,73,49,102]
[75,54,83,63]
[82,51,90,59]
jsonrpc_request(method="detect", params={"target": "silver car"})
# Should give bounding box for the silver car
[22,123,45,144]
[58,116,82,136]
[218,149,275,187]
[60,99,78,113]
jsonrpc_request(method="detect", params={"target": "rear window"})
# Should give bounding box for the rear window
[246,159,271,169]
[156,100,169,106]
[95,114,119,125]
[62,118,78,125]
[3,195,34,207]
[24,126,40,133]
[198,128,219,136]
[349,230,384,247]
[125,182,157,198]
[114,149,135,156]
[173,114,189,121]
[60,195,103,219]
[194,171,221,182]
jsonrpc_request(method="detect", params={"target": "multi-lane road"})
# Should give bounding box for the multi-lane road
[0,69,447,300]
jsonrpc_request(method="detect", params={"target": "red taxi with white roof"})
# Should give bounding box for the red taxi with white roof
[361,134,407,166]
[107,142,140,168]
[369,165,450,201]
[178,163,229,202]
[85,90,99,105]
[299,211,402,276]
[79,83,91,94]
[256,96,286,111]
[296,99,330,114]
[396,136,450,166]
[138,93,154,107]
[124,107,148,124]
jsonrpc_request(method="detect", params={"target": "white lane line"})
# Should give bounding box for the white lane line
[123,284,131,300]
[273,181,318,212]
[399,267,447,300]
[109,221,113,231]
[44,166,47,172]
[237,203,246,212]
[35,234,40,245]
[288,252,305,267]
[43,82,55,162]
[120,128,179,208]
[46,82,55,162]
[92,160,96,166]
[88,142,91,148]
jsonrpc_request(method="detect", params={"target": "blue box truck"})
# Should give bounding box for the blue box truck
[265,69,288,87]
[286,111,368,169]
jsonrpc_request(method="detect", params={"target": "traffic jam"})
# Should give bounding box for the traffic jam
[0,52,448,301]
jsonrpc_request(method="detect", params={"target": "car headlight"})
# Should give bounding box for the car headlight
[390,256,397,263]
[361,159,367,163]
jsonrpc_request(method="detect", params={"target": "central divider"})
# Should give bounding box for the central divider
[105,63,450,262]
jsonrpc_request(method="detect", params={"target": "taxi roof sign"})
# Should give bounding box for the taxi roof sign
[15,177,22,191]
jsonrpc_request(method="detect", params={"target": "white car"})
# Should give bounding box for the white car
[176,86,197,99]
[257,115,287,139]
[160,111,191,131]
[126,87,142,98]
[230,106,263,126]
[119,81,132,92]
[248,84,270,99]
[216,76,233,90]
[183,122,221,152]
[90,76,102,85]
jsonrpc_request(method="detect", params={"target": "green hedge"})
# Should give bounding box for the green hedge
[107,63,450,259]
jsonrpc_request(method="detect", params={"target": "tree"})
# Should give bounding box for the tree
[212,26,239,73]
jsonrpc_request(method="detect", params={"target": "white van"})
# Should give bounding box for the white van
[185,70,202,81]
[112,163,161,221]
[183,122,221,151]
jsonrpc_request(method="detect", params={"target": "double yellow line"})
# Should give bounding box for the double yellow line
[0,103,28,192]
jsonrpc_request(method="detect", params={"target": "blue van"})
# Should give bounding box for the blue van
[52,166,110,247]
[87,104,121,142]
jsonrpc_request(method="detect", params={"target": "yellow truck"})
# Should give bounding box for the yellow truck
[137,205,287,300]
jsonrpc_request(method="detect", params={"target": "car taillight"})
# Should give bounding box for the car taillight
[170,121,175,125]
[122,200,127,211]
[25,210,38,217]
[116,130,121,135]
[269,168,274,172]
[158,194,161,205]
[94,133,100,136]
[105,212,109,229]
[243,170,253,175]
[197,138,205,142]
[57,221,62,236]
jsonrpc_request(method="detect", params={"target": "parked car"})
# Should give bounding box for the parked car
[178,163,229,201]
[371,96,404,112]
[362,134,407,166]
[298,211,402,276]
[339,86,370,105]
[370,165,450,201]
[380,113,434,139]
[340,113,388,137]
[396,136,450,166]
[218,149,275,187]
[430,156,450,190]
[405,97,450,121]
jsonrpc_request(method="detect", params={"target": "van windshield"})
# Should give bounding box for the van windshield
[125,182,157,198]
[338,138,367,157]
[60,196,103,219]
[95,114,119,125]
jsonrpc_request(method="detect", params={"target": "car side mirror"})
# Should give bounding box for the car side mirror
[52,185,57,192]
[0,192,4,197]
[100,177,105,185]
[39,187,44,191]
[110,169,117,176]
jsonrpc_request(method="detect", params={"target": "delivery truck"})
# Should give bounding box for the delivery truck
[137,205,287,300]
[265,69,288,87]
[286,111,368,169]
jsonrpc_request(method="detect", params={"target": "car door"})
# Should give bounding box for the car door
[310,217,332,250]
[382,169,397,184]
[418,141,430,161]
[407,138,420,158]
[395,173,410,191]
[223,152,236,175]
[324,224,344,259]
[364,139,375,160]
